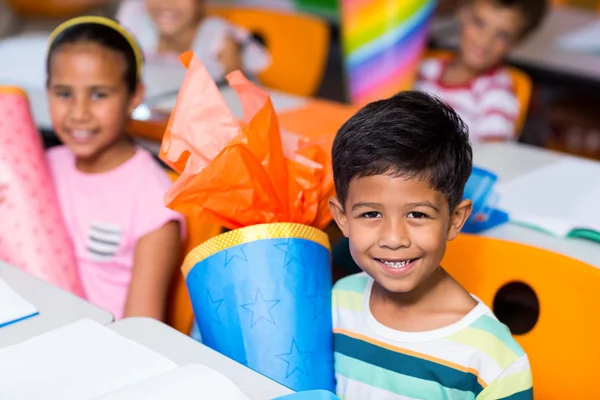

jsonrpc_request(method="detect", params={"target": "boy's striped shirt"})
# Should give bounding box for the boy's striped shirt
[333,273,533,400]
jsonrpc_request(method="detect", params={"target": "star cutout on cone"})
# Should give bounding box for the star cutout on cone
[277,339,312,378]
[241,288,280,327]
[200,291,224,323]
[225,244,248,267]
[306,283,330,320]
[274,239,309,268]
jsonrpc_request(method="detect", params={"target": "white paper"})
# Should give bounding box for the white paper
[93,364,250,400]
[496,158,600,237]
[0,275,38,328]
[556,20,600,54]
[0,319,177,400]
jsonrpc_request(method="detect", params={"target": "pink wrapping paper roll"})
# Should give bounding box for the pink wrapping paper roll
[0,87,84,296]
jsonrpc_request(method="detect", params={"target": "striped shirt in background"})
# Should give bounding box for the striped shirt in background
[332,273,532,400]
[415,58,519,143]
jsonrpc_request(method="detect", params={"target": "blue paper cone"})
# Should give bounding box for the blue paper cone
[183,223,335,392]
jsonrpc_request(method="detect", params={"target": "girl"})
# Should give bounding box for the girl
[45,16,184,320]
[116,0,270,82]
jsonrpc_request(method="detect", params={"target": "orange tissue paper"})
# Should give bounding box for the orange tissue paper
[159,51,334,230]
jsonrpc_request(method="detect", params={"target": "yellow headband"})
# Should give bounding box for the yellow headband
[48,16,144,80]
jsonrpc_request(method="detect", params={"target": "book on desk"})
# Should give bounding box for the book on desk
[496,158,600,241]
[0,319,252,399]
[0,275,38,328]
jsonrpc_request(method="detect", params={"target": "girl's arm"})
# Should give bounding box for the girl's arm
[123,220,182,320]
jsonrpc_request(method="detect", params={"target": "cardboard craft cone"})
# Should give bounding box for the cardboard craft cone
[183,223,335,392]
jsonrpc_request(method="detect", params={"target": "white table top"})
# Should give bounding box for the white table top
[0,261,113,347]
[432,6,600,81]
[472,142,600,268]
[110,317,293,400]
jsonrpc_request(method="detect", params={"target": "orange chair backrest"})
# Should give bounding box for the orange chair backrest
[165,171,223,334]
[443,234,600,399]
[422,49,532,137]
[209,7,330,97]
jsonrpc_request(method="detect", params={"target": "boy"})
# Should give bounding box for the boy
[417,0,547,142]
[329,91,532,400]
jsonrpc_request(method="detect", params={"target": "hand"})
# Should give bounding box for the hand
[217,35,243,75]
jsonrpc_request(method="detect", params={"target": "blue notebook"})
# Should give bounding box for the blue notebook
[0,276,38,328]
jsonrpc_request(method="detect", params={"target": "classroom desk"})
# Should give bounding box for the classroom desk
[472,141,600,268]
[110,317,293,400]
[431,6,600,82]
[0,260,113,347]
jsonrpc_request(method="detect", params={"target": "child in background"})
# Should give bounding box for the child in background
[116,0,270,81]
[45,17,184,320]
[329,91,532,399]
[417,0,547,142]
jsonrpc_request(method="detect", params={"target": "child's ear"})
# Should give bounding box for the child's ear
[447,199,472,241]
[127,83,146,116]
[328,197,350,238]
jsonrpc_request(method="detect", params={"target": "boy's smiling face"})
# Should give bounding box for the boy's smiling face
[459,0,526,73]
[330,173,471,294]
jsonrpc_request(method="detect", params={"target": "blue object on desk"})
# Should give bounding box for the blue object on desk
[186,224,335,393]
[273,390,340,400]
[462,166,509,233]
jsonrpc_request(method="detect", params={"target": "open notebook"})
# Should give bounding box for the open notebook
[496,158,600,240]
[0,275,38,328]
[0,319,249,400]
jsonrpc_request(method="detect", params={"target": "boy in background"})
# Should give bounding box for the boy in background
[417,0,547,142]
[330,91,532,399]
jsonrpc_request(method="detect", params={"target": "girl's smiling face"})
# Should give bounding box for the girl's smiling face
[47,41,143,169]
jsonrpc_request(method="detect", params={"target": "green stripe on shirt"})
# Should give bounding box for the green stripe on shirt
[335,352,476,400]
[468,315,526,358]
[334,332,485,396]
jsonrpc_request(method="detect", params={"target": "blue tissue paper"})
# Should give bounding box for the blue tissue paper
[462,166,508,233]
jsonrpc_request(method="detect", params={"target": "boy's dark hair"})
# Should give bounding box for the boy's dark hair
[46,22,140,93]
[484,0,548,37]
[332,91,472,212]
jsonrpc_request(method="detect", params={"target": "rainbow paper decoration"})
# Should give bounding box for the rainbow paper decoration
[184,223,335,392]
[341,0,438,104]
[0,87,84,296]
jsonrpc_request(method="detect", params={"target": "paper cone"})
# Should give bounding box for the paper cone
[0,86,84,296]
[183,223,335,392]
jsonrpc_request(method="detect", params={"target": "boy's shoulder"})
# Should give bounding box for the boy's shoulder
[465,306,526,355]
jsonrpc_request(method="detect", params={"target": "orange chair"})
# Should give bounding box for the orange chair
[165,171,223,334]
[443,234,600,399]
[209,7,330,97]
[423,49,533,137]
